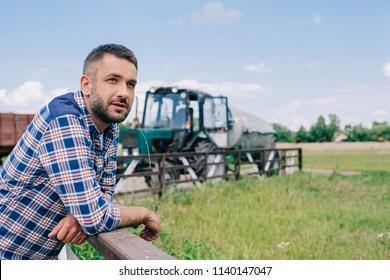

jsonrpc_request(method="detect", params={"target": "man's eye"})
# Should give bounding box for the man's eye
[127,82,135,89]
[108,78,117,83]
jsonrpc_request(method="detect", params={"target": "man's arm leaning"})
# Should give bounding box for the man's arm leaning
[49,205,160,243]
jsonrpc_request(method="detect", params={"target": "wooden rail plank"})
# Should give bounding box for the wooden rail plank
[88,228,175,260]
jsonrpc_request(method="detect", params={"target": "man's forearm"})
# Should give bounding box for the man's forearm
[117,205,151,227]
[116,204,161,241]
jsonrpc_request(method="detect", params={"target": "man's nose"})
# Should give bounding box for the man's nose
[117,82,131,97]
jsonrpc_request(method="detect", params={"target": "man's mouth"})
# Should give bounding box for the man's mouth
[111,102,127,109]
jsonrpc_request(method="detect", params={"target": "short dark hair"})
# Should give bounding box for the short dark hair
[83,44,138,76]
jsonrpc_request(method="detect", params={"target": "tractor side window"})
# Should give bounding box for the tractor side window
[203,98,215,129]
[204,97,227,129]
[213,98,227,128]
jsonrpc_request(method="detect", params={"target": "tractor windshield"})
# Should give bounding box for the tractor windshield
[143,92,187,129]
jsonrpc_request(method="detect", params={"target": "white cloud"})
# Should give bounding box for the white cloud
[244,63,271,73]
[383,60,390,77]
[191,1,242,25]
[0,82,69,114]
[312,14,321,24]
[0,88,6,99]
[5,81,45,106]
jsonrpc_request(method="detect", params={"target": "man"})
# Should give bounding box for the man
[0,44,160,260]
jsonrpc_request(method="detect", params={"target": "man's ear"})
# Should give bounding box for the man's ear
[80,75,92,95]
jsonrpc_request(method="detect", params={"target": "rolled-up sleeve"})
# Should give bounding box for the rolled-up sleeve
[38,115,121,235]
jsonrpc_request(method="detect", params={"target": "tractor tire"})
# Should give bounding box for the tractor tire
[192,141,226,182]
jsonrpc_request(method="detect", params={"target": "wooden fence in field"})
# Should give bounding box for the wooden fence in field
[115,147,302,196]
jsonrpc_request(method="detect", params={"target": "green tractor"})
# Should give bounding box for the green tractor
[118,87,278,188]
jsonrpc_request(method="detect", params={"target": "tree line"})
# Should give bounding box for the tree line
[272,114,390,143]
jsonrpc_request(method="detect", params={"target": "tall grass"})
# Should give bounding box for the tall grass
[112,172,389,260]
[72,173,390,259]
[71,143,390,259]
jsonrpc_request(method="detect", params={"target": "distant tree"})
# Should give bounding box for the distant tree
[370,121,390,141]
[273,114,388,143]
[350,124,370,141]
[328,114,341,140]
[294,126,310,142]
[309,115,330,142]
[305,114,342,142]
[272,123,294,142]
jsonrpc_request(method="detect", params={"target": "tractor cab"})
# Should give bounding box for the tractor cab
[141,87,231,152]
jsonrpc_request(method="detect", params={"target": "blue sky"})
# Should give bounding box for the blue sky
[0,0,389,130]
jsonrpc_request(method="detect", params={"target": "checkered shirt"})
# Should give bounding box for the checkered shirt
[0,91,121,259]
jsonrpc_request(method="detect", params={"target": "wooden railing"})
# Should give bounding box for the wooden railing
[88,228,175,260]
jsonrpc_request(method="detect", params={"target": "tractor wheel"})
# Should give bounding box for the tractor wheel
[192,141,226,182]
[145,161,180,189]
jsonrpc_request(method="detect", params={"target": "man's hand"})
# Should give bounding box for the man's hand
[140,211,160,241]
[48,214,89,245]
[117,205,161,241]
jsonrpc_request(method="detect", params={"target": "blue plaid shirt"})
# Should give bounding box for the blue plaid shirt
[0,91,121,260]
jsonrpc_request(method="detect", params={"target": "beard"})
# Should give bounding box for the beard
[90,86,131,125]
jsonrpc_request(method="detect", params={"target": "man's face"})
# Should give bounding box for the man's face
[87,53,137,128]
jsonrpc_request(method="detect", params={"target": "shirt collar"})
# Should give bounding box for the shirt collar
[74,90,118,137]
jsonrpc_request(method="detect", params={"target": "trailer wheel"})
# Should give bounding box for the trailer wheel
[145,161,180,189]
[258,150,280,176]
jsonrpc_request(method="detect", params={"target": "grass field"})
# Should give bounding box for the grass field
[72,142,390,260]
[277,142,390,172]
